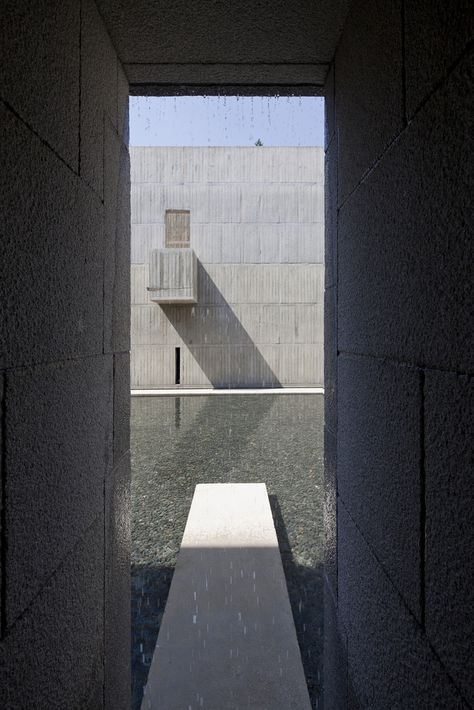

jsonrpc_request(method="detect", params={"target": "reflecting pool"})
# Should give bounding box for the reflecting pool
[131,394,324,709]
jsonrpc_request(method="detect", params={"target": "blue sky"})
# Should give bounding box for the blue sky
[129,96,325,147]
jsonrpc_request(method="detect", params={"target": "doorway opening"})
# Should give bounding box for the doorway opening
[129,94,325,709]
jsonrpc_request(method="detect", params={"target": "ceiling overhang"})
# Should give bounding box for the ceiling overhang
[96,0,350,95]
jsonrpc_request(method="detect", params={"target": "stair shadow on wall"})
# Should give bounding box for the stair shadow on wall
[160,261,281,387]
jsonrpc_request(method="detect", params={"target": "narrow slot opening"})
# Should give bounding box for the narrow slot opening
[175,346,181,385]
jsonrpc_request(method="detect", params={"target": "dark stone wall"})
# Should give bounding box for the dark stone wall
[0,1,131,707]
[324,1,473,707]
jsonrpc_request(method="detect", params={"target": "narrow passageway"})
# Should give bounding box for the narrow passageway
[131,393,324,709]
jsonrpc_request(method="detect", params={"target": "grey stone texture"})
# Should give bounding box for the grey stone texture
[324,61,335,151]
[325,1,473,707]
[338,504,468,710]
[104,123,131,355]
[323,428,337,596]
[106,453,131,710]
[405,0,474,118]
[1,1,131,707]
[335,0,404,204]
[114,353,131,465]
[324,285,337,435]
[131,147,324,388]
[80,0,121,197]
[0,103,104,370]
[324,138,338,289]
[425,370,474,706]
[4,357,112,627]
[338,50,474,373]
[337,355,421,621]
[0,0,80,170]
[95,0,350,88]
[323,581,347,710]
[1,517,105,710]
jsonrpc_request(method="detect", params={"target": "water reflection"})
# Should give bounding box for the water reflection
[131,394,324,709]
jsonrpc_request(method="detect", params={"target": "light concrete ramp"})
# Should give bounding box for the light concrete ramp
[141,483,311,710]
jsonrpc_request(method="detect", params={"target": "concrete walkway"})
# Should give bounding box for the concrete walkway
[141,483,311,710]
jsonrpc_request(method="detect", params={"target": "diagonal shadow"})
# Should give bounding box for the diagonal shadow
[169,393,277,480]
[269,495,324,708]
[131,497,324,710]
[160,261,281,388]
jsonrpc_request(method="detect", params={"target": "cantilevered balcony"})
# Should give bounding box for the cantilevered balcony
[148,248,198,304]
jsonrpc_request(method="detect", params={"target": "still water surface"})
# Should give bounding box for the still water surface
[131,394,324,709]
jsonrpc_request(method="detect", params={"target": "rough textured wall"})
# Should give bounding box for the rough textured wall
[324,1,473,707]
[131,147,324,388]
[0,1,131,708]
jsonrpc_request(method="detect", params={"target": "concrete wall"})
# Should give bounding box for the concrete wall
[324,2,473,707]
[131,147,324,388]
[0,2,131,708]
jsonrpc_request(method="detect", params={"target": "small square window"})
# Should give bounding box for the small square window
[165,209,190,248]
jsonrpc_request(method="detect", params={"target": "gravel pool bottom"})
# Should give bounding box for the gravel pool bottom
[131,394,324,709]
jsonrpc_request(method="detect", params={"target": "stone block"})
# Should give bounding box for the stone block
[113,145,131,352]
[117,62,130,143]
[4,356,112,626]
[0,373,3,615]
[2,517,104,710]
[324,580,348,709]
[324,286,337,436]
[0,104,104,369]
[425,370,474,706]
[335,0,404,203]
[0,0,80,170]
[324,61,336,151]
[114,353,130,465]
[325,139,338,288]
[104,123,131,353]
[338,52,474,372]
[337,354,421,620]
[338,504,467,709]
[105,453,131,710]
[80,0,118,196]
[405,0,473,118]
[324,427,337,595]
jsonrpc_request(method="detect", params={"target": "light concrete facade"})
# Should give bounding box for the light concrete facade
[131,146,324,388]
